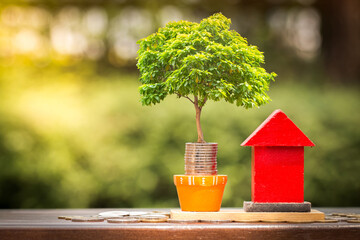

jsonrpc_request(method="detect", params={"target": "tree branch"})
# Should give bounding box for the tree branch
[202,96,207,108]
[177,93,194,104]
[197,96,207,110]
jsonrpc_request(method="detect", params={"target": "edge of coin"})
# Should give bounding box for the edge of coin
[141,215,169,223]
[71,217,88,222]
[65,216,84,220]
[315,219,338,223]
[141,218,168,223]
[347,219,360,223]
[86,217,105,222]
[107,218,140,223]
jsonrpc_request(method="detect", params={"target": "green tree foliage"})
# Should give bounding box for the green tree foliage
[137,13,276,142]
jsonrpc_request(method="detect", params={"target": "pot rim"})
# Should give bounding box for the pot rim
[174,175,227,186]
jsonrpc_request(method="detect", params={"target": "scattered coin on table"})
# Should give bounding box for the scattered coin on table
[315,219,338,223]
[128,211,150,216]
[347,219,360,223]
[98,211,129,217]
[141,214,169,223]
[107,218,140,223]
[151,211,171,217]
[70,217,87,222]
[72,217,105,222]
[331,213,350,217]
[64,216,85,220]
[337,213,349,217]
[57,211,360,224]
[332,217,355,222]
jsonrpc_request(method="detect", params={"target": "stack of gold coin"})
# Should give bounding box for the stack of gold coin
[184,143,218,175]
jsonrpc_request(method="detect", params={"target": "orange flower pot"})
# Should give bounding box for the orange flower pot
[174,175,227,212]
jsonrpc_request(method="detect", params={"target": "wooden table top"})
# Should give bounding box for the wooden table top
[1,208,359,240]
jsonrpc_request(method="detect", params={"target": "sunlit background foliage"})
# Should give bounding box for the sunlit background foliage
[0,0,359,208]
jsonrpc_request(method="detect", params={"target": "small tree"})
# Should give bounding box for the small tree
[137,13,276,143]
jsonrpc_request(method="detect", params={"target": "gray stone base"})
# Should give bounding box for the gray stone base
[243,201,311,212]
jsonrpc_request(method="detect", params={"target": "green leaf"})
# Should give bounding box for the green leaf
[137,12,276,110]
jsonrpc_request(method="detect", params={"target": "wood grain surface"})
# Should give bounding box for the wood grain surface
[0,208,359,240]
[170,209,324,221]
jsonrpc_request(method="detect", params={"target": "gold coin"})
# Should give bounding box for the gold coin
[71,217,87,222]
[71,217,105,222]
[86,217,105,222]
[151,211,171,217]
[200,219,233,223]
[332,217,353,222]
[315,219,338,223]
[142,214,168,219]
[234,219,260,223]
[347,219,360,223]
[107,218,140,223]
[331,213,348,217]
[167,219,199,223]
[141,218,168,223]
[347,214,360,218]
[65,216,84,220]
[141,214,168,223]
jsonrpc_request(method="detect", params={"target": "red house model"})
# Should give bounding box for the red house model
[241,109,315,212]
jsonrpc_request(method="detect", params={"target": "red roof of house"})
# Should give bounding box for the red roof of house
[241,109,315,146]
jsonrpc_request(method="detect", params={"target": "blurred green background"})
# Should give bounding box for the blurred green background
[0,0,359,208]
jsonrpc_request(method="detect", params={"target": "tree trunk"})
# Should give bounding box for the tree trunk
[194,97,205,143]
[316,0,360,82]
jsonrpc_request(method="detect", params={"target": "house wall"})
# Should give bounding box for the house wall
[252,146,304,202]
